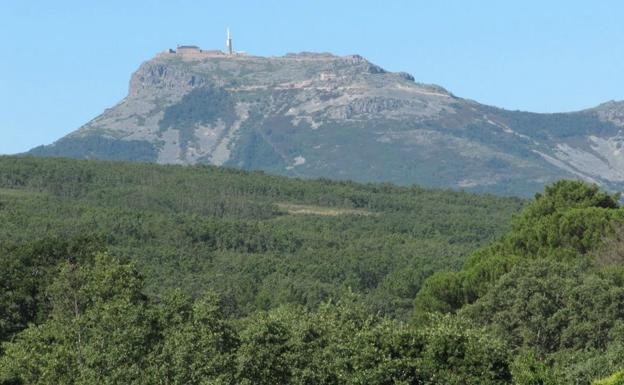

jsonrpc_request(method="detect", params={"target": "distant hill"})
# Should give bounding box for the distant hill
[0,155,522,318]
[28,48,624,196]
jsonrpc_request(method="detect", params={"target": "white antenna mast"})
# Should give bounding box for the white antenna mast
[226,28,233,56]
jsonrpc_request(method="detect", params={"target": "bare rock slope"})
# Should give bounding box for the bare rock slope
[30,50,624,196]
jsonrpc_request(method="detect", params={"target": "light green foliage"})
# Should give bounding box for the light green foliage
[510,349,557,385]
[415,315,511,385]
[593,371,624,385]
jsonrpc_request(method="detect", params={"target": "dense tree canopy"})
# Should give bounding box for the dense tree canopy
[2,157,624,384]
[0,155,521,326]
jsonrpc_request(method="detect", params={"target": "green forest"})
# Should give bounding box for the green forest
[1,156,624,384]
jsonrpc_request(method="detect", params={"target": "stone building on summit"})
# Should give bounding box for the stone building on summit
[161,29,245,59]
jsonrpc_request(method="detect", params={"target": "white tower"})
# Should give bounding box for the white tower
[226,28,233,55]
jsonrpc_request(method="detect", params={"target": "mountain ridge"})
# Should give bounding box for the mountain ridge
[29,49,624,196]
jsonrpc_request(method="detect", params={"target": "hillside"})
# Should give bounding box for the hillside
[28,48,624,196]
[3,157,624,384]
[0,156,521,319]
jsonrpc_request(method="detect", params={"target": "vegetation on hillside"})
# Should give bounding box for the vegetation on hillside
[1,157,624,383]
[0,156,519,321]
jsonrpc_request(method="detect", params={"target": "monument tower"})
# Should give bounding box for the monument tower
[226,28,233,55]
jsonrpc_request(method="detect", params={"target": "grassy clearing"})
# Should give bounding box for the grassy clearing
[0,188,40,198]
[277,203,373,216]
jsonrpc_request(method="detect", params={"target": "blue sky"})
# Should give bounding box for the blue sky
[1,0,623,154]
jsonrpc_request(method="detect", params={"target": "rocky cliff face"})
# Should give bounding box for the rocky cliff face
[29,50,624,196]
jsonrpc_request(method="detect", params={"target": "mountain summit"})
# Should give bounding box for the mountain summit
[29,47,624,196]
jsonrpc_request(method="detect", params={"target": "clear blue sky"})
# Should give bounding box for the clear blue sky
[1,0,623,154]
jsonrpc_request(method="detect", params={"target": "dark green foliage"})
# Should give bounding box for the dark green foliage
[0,156,520,319]
[234,308,511,385]
[236,313,292,385]
[414,180,622,315]
[0,253,511,385]
[3,156,624,384]
[412,179,624,384]
[460,260,624,384]
[0,235,105,346]
[461,260,624,353]
[0,254,156,385]
[149,290,238,384]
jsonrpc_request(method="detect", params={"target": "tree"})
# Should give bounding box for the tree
[148,290,238,385]
[414,180,623,317]
[236,312,292,385]
[0,235,104,346]
[415,315,511,385]
[1,254,156,385]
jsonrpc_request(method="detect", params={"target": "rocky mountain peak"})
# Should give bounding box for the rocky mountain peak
[591,100,624,127]
[28,49,624,197]
[127,51,430,100]
[129,60,207,98]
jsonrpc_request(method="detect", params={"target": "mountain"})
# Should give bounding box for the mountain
[28,48,624,196]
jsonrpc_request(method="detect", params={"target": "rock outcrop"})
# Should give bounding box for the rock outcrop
[29,50,624,197]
